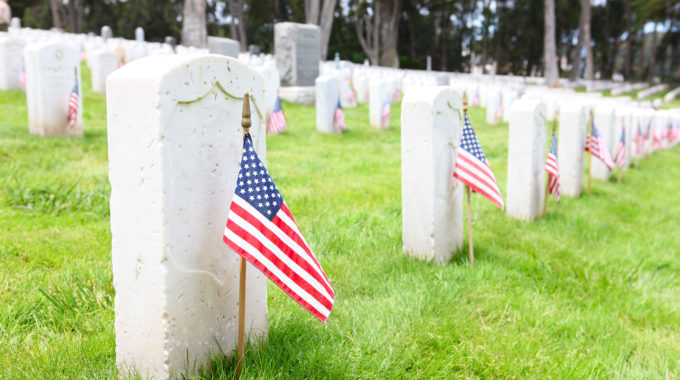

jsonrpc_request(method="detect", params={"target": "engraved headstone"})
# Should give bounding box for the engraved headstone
[207,36,239,58]
[101,25,113,40]
[274,22,320,87]
[24,41,83,136]
[107,54,268,379]
[135,26,144,42]
[402,86,464,263]
[558,103,588,197]
[89,49,117,94]
[507,99,547,220]
[315,75,341,134]
[0,36,25,90]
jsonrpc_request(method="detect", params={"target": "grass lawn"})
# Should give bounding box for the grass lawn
[1,65,680,379]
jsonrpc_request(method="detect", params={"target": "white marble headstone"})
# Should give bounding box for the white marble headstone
[24,41,83,137]
[315,75,341,134]
[208,36,240,58]
[401,86,464,263]
[0,36,25,90]
[507,99,547,220]
[558,103,589,197]
[369,79,392,129]
[107,54,268,379]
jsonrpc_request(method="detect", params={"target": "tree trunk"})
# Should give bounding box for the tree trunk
[181,0,207,48]
[624,0,633,79]
[582,0,594,80]
[237,0,247,51]
[648,23,658,81]
[378,0,401,67]
[638,29,646,79]
[305,0,319,24]
[51,0,63,29]
[355,1,380,66]
[318,0,337,60]
[569,5,584,82]
[543,0,559,86]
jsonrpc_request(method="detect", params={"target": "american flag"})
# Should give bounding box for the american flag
[545,131,560,202]
[586,122,615,171]
[634,123,645,158]
[496,102,503,119]
[348,88,356,104]
[453,114,504,209]
[614,128,626,168]
[381,98,390,127]
[267,96,287,134]
[18,65,26,90]
[333,99,346,132]
[67,81,79,130]
[223,133,335,323]
[653,121,663,149]
[393,86,402,102]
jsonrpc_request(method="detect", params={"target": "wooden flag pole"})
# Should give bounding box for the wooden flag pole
[462,93,474,268]
[542,118,557,217]
[236,92,251,379]
[587,110,593,195]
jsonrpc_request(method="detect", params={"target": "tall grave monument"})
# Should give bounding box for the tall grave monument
[275,22,320,105]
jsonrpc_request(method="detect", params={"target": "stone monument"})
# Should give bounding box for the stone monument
[401,86,464,263]
[106,54,268,379]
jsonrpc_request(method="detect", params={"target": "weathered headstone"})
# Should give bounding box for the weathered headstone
[426,55,432,71]
[101,25,113,40]
[369,79,392,129]
[354,75,369,104]
[164,36,177,50]
[274,22,320,87]
[10,17,20,29]
[89,49,117,94]
[135,27,145,42]
[208,36,239,58]
[107,54,268,379]
[506,99,547,220]
[315,75,341,134]
[401,86,464,263]
[0,36,25,90]
[24,41,83,137]
[253,65,281,121]
[591,105,615,181]
[485,87,501,125]
[558,103,588,197]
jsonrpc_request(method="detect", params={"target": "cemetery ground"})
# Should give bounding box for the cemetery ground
[1,67,680,379]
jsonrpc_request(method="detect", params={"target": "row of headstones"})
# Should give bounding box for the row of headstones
[402,88,680,263]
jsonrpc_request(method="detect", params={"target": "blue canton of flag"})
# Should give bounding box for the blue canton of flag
[234,135,282,218]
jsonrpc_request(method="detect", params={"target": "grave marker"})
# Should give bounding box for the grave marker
[107,54,268,379]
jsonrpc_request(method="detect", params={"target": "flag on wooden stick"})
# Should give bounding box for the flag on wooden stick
[453,114,504,210]
[223,133,335,323]
[586,123,615,171]
[381,98,391,127]
[267,96,287,134]
[333,99,346,132]
[614,128,626,168]
[545,131,560,202]
[18,65,26,90]
[67,81,79,130]
[634,123,645,158]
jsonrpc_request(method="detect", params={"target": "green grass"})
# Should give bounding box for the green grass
[1,64,680,379]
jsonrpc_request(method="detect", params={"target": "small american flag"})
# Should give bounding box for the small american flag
[18,65,26,90]
[614,128,626,168]
[393,86,402,102]
[333,99,346,132]
[545,131,560,202]
[67,81,79,130]
[267,96,287,135]
[454,114,504,209]
[223,133,335,323]
[496,102,503,119]
[634,123,645,158]
[586,122,614,171]
[653,122,663,149]
[381,98,390,127]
